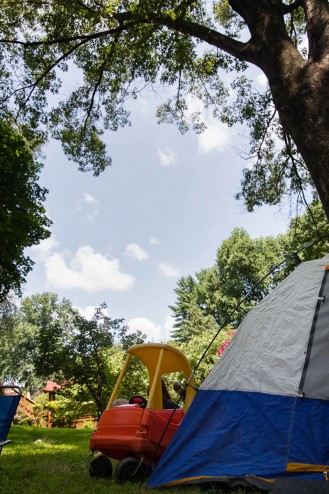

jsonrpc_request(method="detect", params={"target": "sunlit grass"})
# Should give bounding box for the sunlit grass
[0,426,260,494]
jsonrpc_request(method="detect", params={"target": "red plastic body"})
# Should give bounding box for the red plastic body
[90,404,184,463]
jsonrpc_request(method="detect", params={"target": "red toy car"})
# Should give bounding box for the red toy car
[89,343,197,482]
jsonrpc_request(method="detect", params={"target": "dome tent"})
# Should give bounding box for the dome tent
[148,255,329,493]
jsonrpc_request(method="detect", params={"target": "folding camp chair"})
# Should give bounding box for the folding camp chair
[0,385,22,454]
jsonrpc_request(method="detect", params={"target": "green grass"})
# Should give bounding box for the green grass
[0,426,260,494]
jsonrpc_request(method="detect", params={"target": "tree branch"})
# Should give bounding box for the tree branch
[75,0,97,14]
[152,14,257,64]
[174,0,198,18]
[83,33,120,134]
[255,106,277,161]
[282,131,320,232]
[113,9,258,63]
[0,22,137,48]
[83,64,105,135]
[304,0,329,62]
[281,0,303,15]
[1,7,258,65]
[5,38,90,112]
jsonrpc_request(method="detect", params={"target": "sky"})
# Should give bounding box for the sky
[23,73,292,342]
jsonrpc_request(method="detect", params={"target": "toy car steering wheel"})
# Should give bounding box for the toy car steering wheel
[128,395,147,408]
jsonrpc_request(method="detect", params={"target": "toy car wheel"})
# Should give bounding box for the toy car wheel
[89,454,113,478]
[114,457,146,482]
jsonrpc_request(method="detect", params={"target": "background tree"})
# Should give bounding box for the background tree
[64,304,131,415]
[112,324,149,399]
[1,1,329,217]
[1,293,76,392]
[285,201,329,262]
[0,294,18,384]
[173,326,235,386]
[170,275,198,342]
[170,202,329,341]
[19,292,75,380]
[0,293,147,416]
[170,228,285,340]
[0,120,51,301]
[169,282,219,344]
[215,228,286,323]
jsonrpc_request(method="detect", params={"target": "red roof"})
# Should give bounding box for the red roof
[42,381,61,393]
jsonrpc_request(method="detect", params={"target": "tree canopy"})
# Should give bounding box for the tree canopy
[170,228,286,341]
[1,1,329,218]
[170,201,329,341]
[0,294,146,415]
[0,120,51,301]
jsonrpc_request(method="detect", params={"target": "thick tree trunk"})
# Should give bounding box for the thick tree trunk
[264,48,329,220]
[141,0,329,220]
[237,0,329,221]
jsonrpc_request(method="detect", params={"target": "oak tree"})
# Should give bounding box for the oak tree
[1,1,329,217]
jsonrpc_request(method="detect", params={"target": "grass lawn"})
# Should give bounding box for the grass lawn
[0,426,261,494]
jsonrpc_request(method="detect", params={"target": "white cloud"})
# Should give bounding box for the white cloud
[255,72,268,88]
[185,94,233,154]
[149,236,159,245]
[84,193,97,205]
[127,314,175,342]
[124,243,149,261]
[158,262,180,278]
[45,245,135,292]
[158,148,177,167]
[128,317,163,342]
[163,314,175,341]
[84,193,100,222]
[75,305,109,320]
[76,193,100,222]
[186,95,203,115]
[30,235,59,261]
[198,121,232,154]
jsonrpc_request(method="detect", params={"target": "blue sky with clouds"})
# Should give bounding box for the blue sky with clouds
[24,73,291,342]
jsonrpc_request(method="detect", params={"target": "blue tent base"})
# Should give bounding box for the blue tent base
[148,390,329,490]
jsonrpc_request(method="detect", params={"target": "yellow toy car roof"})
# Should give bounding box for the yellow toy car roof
[128,343,193,376]
[107,343,196,412]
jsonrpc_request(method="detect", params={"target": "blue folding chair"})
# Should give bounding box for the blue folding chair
[0,385,22,454]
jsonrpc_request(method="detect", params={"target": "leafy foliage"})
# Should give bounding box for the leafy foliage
[0,295,18,383]
[173,326,235,386]
[0,120,51,301]
[0,293,73,391]
[170,227,286,342]
[285,201,329,261]
[170,201,329,342]
[45,385,97,427]
[0,294,146,415]
[2,0,327,215]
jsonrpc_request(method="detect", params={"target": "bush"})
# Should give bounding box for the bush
[16,416,33,426]
[81,420,95,430]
